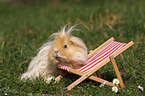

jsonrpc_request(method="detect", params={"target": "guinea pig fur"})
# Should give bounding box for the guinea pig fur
[20,25,88,80]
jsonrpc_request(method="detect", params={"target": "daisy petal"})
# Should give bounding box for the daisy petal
[112,86,118,93]
[99,81,107,87]
[46,77,53,84]
[138,85,144,91]
[113,78,120,85]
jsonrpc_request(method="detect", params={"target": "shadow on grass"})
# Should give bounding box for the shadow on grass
[62,71,117,86]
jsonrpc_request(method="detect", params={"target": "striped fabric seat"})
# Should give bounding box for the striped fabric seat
[59,41,126,73]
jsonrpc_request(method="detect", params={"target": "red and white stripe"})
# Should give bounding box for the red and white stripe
[59,41,126,73]
[59,66,70,70]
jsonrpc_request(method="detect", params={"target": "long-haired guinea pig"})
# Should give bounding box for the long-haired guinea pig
[20,25,88,80]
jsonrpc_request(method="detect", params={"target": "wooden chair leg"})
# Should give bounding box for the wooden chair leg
[96,70,101,78]
[53,72,67,84]
[66,74,88,90]
[54,75,63,84]
[67,66,117,91]
[69,68,115,86]
[109,55,125,88]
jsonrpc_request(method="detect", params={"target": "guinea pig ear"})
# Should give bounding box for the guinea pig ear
[70,36,87,51]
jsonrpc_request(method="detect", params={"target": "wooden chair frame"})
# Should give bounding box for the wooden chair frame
[55,37,134,91]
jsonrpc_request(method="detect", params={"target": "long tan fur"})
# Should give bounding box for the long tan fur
[21,25,88,80]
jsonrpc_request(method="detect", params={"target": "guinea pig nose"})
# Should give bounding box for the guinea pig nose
[54,48,59,53]
[55,50,59,53]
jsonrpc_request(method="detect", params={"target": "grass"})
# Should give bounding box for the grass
[0,0,145,95]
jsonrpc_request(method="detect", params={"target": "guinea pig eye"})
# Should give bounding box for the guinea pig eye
[63,45,67,48]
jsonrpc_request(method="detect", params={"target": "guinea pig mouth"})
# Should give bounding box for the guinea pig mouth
[55,56,63,61]
[54,54,63,61]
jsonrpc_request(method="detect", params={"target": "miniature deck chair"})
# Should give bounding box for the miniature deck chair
[55,37,134,91]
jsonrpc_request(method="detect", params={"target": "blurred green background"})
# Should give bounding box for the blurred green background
[0,0,145,95]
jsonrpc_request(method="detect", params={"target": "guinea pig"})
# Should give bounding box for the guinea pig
[20,25,88,80]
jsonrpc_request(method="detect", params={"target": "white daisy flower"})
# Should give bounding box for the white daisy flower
[46,77,53,84]
[113,78,120,85]
[100,81,107,87]
[112,86,118,93]
[138,85,143,91]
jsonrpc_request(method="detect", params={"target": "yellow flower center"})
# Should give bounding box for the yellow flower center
[140,87,142,89]
[114,88,116,91]
[115,80,117,83]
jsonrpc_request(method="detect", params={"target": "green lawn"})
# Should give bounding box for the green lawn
[0,0,145,95]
